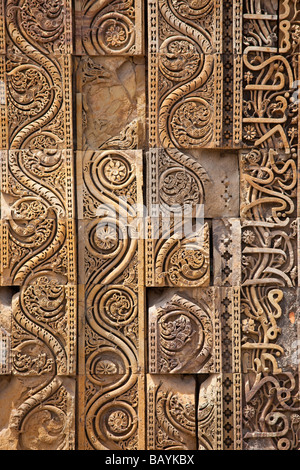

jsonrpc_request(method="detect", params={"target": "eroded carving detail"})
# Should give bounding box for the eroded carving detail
[149,292,220,374]
[241,286,300,450]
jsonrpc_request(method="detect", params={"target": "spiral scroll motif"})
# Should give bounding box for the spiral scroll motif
[81,0,139,55]
[81,148,142,449]
[85,283,140,449]
[6,0,69,150]
[3,0,76,450]
[241,0,300,451]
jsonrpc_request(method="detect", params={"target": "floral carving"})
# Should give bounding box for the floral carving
[149,292,219,374]
[77,0,141,55]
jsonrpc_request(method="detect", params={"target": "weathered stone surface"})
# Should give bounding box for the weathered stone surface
[188,150,240,219]
[147,148,240,220]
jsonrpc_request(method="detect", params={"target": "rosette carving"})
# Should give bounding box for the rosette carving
[77,0,142,55]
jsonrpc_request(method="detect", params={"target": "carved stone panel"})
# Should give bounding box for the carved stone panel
[0,149,76,220]
[148,0,223,150]
[76,149,144,285]
[148,0,243,149]
[11,281,77,377]
[79,366,145,450]
[240,0,300,451]
[75,56,146,151]
[0,0,77,451]
[145,222,210,288]
[75,0,144,56]
[0,217,77,287]
[147,374,197,450]
[145,149,210,288]
[76,145,145,448]
[241,286,300,450]
[2,43,73,150]
[148,290,220,374]
[0,375,75,450]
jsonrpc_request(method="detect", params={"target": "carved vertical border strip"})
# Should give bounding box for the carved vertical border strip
[233,372,242,450]
[214,0,223,146]
[233,0,243,146]
[215,374,223,450]
[64,0,73,55]
[230,288,241,375]
[148,0,158,149]
[215,0,222,54]
[233,53,243,146]
[63,55,74,150]
[76,148,146,450]
[240,0,300,450]
[0,0,4,53]
[218,287,242,450]
[215,53,223,147]
[0,326,11,374]
[0,0,77,450]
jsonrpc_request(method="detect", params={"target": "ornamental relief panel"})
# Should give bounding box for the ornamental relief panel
[2,0,73,150]
[147,375,197,451]
[148,0,223,150]
[0,0,77,451]
[76,145,145,448]
[75,0,144,56]
[239,0,300,452]
[148,290,221,374]
[0,0,300,453]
